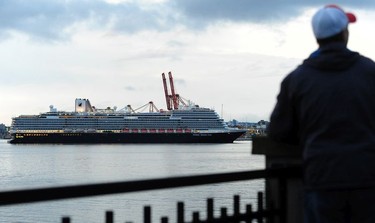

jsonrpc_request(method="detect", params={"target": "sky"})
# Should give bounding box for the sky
[1,0,375,126]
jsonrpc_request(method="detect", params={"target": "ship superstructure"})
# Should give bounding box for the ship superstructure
[9,73,245,144]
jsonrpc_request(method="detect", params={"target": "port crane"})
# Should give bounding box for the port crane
[168,72,179,110]
[121,102,160,113]
[162,72,189,110]
[119,72,192,113]
[162,73,172,110]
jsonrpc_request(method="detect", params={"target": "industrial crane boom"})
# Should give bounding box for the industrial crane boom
[168,72,179,110]
[162,73,172,110]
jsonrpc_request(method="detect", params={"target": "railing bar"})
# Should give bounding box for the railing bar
[258,192,264,211]
[257,192,264,223]
[61,217,70,223]
[144,206,151,223]
[220,207,227,222]
[207,198,214,222]
[245,204,253,223]
[234,195,240,214]
[161,216,168,223]
[0,167,301,206]
[106,210,114,223]
[204,209,281,223]
[233,195,240,223]
[192,212,200,223]
[177,202,184,223]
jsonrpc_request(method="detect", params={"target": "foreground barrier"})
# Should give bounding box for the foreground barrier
[0,137,303,222]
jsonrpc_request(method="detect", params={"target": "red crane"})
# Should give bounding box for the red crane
[168,72,179,110]
[162,73,172,110]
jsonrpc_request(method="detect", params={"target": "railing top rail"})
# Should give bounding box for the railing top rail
[0,166,301,207]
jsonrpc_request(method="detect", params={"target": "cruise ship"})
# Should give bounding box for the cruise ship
[9,73,245,144]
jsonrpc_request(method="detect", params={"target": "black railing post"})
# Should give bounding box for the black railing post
[207,198,214,222]
[257,192,263,211]
[257,192,264,223]
[192,212,200,223]
[245,204,253,223]
[252,136,303,223]
[144,206,151,223]
[177,202,184,223]
[233,195,240,223]
[61,217,70,223]
[161,216,168,223]
[106,210,114,223]
[220,208,227,222]
[234,195,240,214]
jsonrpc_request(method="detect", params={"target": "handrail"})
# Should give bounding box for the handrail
[0,166,301,206]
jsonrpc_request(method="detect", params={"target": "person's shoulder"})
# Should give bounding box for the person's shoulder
[278,65,307,91]
[356,54,375,66]
[283,64,308,81]
[353,54,375,74]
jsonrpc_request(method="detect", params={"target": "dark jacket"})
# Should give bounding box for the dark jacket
[268,42,375,190]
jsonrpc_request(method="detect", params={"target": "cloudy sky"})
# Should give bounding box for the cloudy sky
[1,0,375,125]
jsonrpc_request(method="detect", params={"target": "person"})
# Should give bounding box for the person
[268,4,375,223]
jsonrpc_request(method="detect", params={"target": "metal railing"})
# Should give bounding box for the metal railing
[0,166,301,223]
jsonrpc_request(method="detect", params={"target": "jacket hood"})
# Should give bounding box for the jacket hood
[303,42,360,71]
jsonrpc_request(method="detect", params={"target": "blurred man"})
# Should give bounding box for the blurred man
[268,5,375,223]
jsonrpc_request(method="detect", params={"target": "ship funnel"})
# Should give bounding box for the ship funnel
[75,98,94,113]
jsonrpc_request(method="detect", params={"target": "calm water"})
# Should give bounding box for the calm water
[0,140,264,223]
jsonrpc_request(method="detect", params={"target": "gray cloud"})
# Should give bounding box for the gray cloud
[0,0,172,41]
[0,0,91,40]
[172,0,374,26]
[0,0,373,41]
[172,1,304,26]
